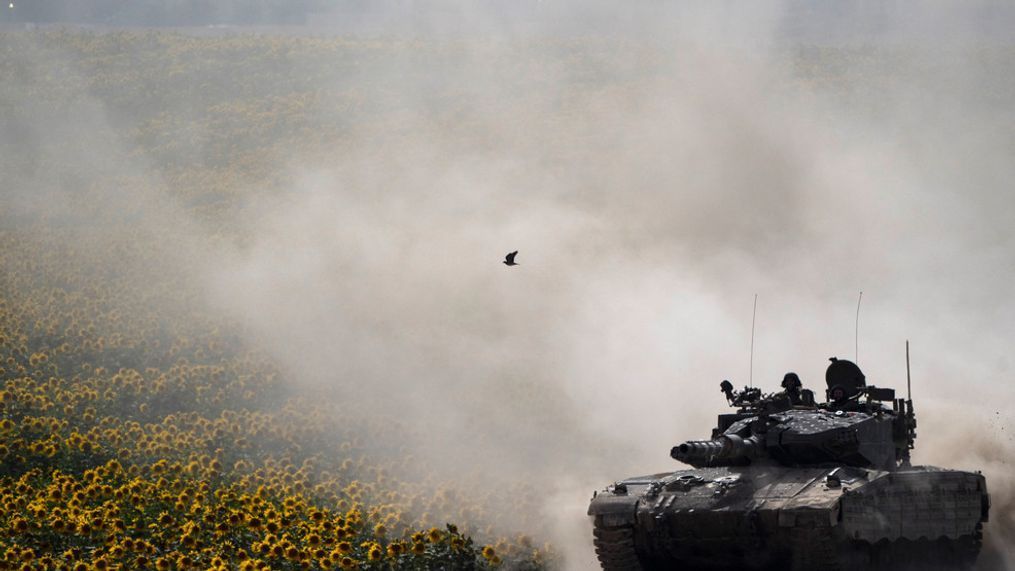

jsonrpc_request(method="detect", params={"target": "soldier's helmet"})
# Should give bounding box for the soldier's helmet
[825,357,866,402]
[781,372,802,391]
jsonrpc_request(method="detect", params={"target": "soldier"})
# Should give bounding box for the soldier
[781,372,816,406]
[781,372,802,404]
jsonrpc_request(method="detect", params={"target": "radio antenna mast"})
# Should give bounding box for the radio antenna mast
[749,294,757,388]
[906,340,912,401]
[855,290,863,363]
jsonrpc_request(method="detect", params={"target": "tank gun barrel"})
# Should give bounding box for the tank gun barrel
[670,434,762,467]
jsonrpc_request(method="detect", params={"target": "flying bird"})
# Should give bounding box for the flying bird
[503,251,518,266]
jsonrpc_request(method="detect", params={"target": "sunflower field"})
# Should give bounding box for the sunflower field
[0,227,562,571]
[0,29,566,570]
[0,227,561,571]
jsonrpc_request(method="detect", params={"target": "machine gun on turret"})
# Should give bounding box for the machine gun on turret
[718,373,816,416]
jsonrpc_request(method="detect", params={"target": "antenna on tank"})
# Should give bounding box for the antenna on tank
[902,339,916,465]
[906,340,912,401]
[855,290,863,363]
[749,294,757,388]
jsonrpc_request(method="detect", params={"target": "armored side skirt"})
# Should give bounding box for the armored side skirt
[589,466,988,571]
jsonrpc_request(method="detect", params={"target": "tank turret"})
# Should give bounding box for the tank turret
[700,358,915,471]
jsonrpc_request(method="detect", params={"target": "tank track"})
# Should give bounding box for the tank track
[593,519,980,570]
[790,528,850,571]
[868,535,981,570]
[592,516,644,571]
[790,527,981,571]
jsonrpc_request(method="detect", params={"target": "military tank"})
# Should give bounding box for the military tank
[588,358,990,570]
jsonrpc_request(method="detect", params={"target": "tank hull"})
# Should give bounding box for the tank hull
[588,465,988,570]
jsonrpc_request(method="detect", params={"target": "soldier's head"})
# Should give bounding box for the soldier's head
[781,372,802,392]
[829,385,847,402]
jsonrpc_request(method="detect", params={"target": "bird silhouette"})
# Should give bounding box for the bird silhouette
[503,251,518,266]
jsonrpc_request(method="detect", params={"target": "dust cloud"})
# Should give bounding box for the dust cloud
[4,1,1015,569]
[203,7,1015,570]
